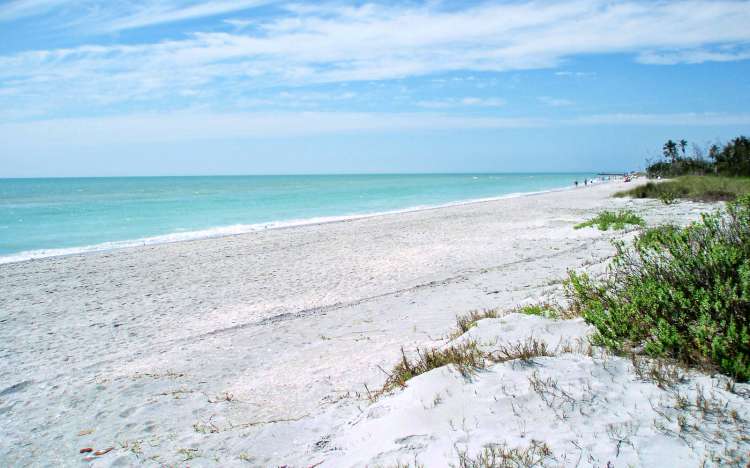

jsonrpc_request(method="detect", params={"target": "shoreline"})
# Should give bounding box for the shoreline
[0,179,599,265]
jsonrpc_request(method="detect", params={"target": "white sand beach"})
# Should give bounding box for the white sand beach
[1,181,747,467]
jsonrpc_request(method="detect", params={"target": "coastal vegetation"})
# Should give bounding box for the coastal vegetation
[646,136,750,178]
[374,335,556,398]
[565,195,750,380]
[616,175,750,202]
[574,210,645,231]
[379,195,750,397]
[516,303,562,319]
[621,136,750,203]
[358,141,750,466]
[454,309,499,335]
[456,441,556,468]
[364,188,750,466]
[373,341,487,398]
[615,136,750,205]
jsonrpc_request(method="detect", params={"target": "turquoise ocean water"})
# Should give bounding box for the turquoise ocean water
[0,173,596,263]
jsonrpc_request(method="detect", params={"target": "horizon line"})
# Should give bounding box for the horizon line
[0,170,631,180]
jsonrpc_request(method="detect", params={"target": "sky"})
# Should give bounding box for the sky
[1,0,749,177]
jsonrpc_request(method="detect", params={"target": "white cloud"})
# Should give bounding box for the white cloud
[224,18,254,29]
[554,71,596,78]
[417,97,505,109]
[0,0,274,30]
[2,1,750,117]
[3,111,749,150]
[278,91,357,101]
[461,97,505,107]
[637,47,750,65]
[99,0,274,32]
[569,112,750,126]
[0,0,69,21]
[538,96,574,107]
[0,111,547,146]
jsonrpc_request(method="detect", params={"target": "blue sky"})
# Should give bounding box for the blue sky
[1,0,749,177]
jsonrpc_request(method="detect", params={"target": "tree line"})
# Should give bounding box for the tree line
[647,135,750,177]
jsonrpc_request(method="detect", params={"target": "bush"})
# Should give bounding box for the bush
[647,158,714,178]
[565,195,750,380]
[574,210,645,231]
[657,189,678,205]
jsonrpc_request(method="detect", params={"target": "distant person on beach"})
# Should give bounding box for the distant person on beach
[574,180,578,187]
[584,178,588,186]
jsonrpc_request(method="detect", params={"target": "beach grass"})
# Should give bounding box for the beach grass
[375,337,556,398]
[454,309,500,336]
[457,440,556,468]
[375,342,487,397]
[378,303,574,399]
[615,175,750,203]
[574,210,645,231]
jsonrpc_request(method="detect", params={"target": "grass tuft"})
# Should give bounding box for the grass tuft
[375,337,556,399]
[490,338,554,363]
[378,342,486,396]
[455,309,500,336]
[574,210,645,231]
[457,441,556,468]
[629,354,686,389]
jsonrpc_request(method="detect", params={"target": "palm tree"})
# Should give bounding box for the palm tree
[679,139,688,159]
[663,140,678,164]
[709,144,720,160]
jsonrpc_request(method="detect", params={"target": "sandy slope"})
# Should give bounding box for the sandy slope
[328,315,750,467]
[0,181,730,466]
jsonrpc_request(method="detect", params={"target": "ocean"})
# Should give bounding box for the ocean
[0,173,596,263]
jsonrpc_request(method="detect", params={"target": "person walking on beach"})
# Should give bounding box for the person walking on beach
[574,180,578,187]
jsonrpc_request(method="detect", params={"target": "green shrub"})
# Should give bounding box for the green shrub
[657,189,678,205]
[574,210,645,231]
[647,158,714,178]
[565,195,750,380]
[633,224,679,249]
[516,303,559,319]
